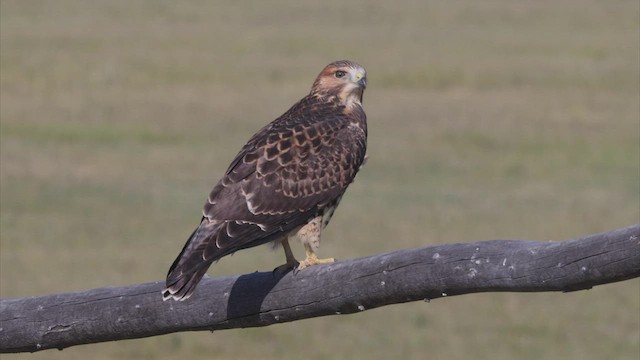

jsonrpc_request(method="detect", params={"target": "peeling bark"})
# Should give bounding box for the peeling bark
[1,224,638,353]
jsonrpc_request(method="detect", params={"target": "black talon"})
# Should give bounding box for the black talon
[272,262,298,278]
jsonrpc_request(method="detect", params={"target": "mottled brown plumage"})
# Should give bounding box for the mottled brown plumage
[163,60,367,301]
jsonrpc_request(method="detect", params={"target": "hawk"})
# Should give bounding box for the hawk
[163,60,368,301]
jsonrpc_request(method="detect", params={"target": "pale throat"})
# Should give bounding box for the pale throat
[338,87,363,108]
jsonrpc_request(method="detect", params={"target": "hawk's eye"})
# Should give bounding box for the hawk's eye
[334,70,346,78]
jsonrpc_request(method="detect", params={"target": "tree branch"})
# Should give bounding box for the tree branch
[1,224,639,353]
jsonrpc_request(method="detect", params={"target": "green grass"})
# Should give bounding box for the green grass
[1,1,639,359]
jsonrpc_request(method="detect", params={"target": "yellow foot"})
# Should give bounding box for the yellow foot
[297,254,335,271]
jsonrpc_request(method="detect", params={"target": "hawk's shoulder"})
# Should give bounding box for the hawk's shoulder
[205,95,366,221]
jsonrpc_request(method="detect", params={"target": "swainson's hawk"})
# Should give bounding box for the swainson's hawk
[163,60,368,301]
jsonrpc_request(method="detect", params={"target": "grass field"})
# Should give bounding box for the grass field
[1,1,639,359]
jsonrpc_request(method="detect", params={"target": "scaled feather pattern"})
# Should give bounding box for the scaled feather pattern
[164,60,368,301]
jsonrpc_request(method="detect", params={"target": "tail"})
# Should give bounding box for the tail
[162,265,209,302]
[163,223,217,301]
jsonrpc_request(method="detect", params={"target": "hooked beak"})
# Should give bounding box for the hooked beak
[357,76,367,89]
[356,71,367,89]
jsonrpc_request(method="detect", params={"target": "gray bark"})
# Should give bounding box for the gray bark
[1,224,639,353]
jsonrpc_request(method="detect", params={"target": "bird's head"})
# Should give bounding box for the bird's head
[310,60,367,106]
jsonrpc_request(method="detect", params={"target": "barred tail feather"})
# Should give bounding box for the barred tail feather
[163,265,209,301]
[163,222,219,301]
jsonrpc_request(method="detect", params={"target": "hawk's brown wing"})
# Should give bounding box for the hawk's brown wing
[164,95,366,300]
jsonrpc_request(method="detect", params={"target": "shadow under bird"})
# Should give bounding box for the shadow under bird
[163,60,368,301]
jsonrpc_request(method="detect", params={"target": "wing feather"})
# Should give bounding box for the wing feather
[164,93,367,301]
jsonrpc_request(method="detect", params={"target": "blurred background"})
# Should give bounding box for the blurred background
[1,1,638,359]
